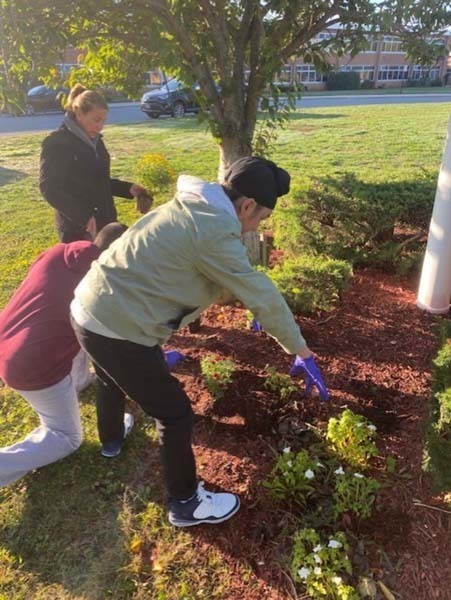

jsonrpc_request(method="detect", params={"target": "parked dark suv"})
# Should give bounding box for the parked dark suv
[25,85,68,115]
[140,78,200,119]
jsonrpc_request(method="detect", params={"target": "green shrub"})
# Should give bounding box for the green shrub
[264,366,298,400]
[134,153,176,195]
[326,72,360,91]
[200,354,235,401]
[263,448,321,506]
[424,322,451,490]
[326,410,378,468]
[360,80,375,90]
[437,388,451,433]
[291,529,359,600]
[333,471,380,519]
[264,255,352,313]
[272,173,435,271]
[432,338,451,392]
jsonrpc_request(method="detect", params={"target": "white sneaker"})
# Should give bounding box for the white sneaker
[168,481,240,527]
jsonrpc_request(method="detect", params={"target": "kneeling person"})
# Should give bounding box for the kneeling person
[0,222,127,487]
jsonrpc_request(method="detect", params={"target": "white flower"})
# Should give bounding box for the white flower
[314,554,322,564]
[283,447,291,454]
[286,460,292,468]
[354,472,365,478]
[368,424,377,432]
[356,422,364,427]
[332,576,343,585]
[328,540,342,549]
[316,461,325,468]
[334,466,345,475]
[314,567,322,575]
[298,567,311,580]
[305,469,315,479]
[313,544,323,553]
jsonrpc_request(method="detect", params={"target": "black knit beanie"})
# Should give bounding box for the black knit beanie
[224,156,291,209]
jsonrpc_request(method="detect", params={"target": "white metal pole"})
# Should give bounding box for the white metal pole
[417,118,451,314]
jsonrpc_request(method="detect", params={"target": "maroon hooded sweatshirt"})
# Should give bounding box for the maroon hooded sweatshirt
[0,241,100,391]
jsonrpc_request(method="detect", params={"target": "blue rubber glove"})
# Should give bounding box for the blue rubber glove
[289,355,329,402]
[251,318,263,332]
[164,350,186,370]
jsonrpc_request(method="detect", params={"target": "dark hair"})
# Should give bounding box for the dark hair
[221,184,243,203]
[221,184,267,216]
[66,83,108,114]
[94,222,127,251]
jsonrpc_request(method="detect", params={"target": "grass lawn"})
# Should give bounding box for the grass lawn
[0,103,450,599]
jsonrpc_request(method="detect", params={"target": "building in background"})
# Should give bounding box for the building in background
[276,30,451,90]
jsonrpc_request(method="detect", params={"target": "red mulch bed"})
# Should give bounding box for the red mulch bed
[161,269,451,599]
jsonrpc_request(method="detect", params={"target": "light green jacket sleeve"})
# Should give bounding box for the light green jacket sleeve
[194,228,307,355]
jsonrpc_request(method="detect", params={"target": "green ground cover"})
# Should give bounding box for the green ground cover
[0,103,449,599]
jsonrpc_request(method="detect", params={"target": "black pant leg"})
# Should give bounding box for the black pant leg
[92,362,126,445]
[55,212,91,242]
[73,323,197,500]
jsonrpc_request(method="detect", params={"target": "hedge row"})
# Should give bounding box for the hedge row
[423,320,451,490]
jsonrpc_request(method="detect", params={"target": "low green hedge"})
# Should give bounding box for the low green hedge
[273,172,435,272]
[263,255,353,313]
[423,321,451,490]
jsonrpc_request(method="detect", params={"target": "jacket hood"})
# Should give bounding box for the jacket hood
[177,175,238,222]
[63,241,100,274]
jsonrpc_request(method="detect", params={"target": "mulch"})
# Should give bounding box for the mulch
[162,268,451,599]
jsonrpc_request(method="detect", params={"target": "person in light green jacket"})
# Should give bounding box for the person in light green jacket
[70,156,329,527]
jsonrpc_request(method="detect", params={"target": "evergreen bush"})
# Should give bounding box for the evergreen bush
[326,72,360,90]
[273,173,435,271]
[264,255,352,313]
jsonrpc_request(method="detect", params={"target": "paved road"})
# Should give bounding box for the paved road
[0,94,450,135]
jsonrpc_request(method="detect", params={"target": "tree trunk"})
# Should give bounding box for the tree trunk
[217,136,261,265]
[217,136,252,182]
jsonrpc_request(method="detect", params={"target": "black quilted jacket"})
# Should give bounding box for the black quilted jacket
[40,124,133,241]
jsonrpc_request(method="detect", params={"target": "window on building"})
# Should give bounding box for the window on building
[276,65,294,83]
[295,64,327,83]
[361,36,378,53]
[411,66,440,80]
[378,65,409,80]
[340,65,375,81]
[379,35,404,53]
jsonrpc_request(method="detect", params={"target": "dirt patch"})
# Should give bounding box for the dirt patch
[166,269,451,599]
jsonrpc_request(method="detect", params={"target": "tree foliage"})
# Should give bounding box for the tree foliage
[1,1,449,162]
[0,0,68,113]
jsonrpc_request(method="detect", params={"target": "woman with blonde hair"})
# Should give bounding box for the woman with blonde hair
[40,83,152,242]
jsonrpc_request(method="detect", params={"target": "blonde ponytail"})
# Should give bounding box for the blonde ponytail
[66,83,108,114]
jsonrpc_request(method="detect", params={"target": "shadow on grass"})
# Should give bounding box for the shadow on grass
[0,166,27,187]
[288,111,345,120]
[0,420,161,599]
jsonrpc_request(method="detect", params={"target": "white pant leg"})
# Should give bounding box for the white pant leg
[71,348,95,393]
[0,374,82,487]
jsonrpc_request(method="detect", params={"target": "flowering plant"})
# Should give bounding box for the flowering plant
[291,528,359,599]
[326,409,378,468]
[200,354,235,401]
[264,366,298,400]
[263,448,323,506]
[134,152,176,195]
[333,470,380,519]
